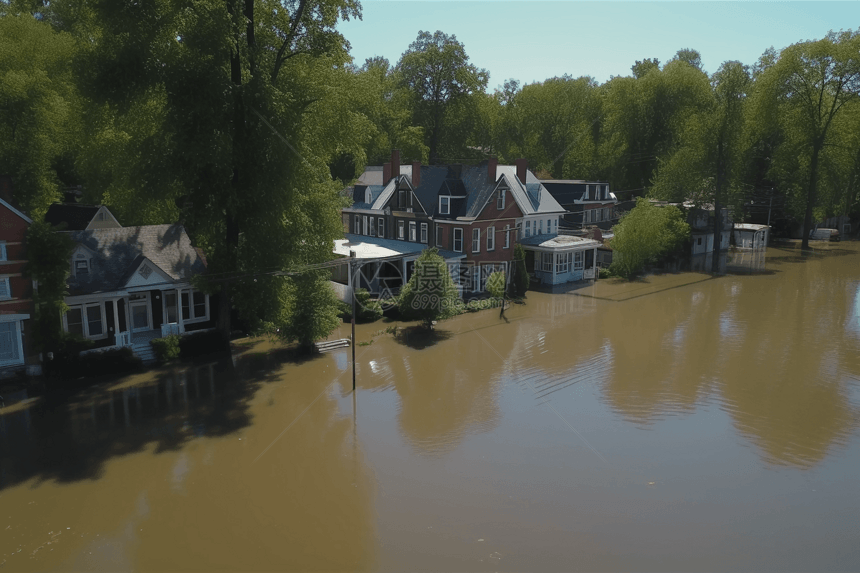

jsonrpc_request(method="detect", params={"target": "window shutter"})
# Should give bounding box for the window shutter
[0,278,9,298]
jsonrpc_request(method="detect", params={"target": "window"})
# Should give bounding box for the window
[440,196,450,215]
[354,215,361,234]
[0,320,21,363]
[539,220,544,235]
[75,259,89,276]
[697,237,702,246]
[497,189,506,210]
[65,303,105,339]
[180,289,209,322]
[504,225,510,249]
[0,277,11,300]
[547,219,552,232]
[542,252,553,272]
[453,228,463,252]
[553,219,558,233]
[556,252,571,274]
[420,223,428,244]
[596,209,602,222]
[585,185,590,200]
[378,218,385,238]
[525,220,531,238]
[487,226,495,251]
[165,292,178,323]
[436,226,443,247]
[472,228,481,253]
[363,216,369,235]
[87,304,104,336]
[584,210,591,223]
[66,307,84,336]
[369,216,376,236]
[398,221,405,239]
[409,221,417,242]
[0,242,6,261]
[574,251,584,271]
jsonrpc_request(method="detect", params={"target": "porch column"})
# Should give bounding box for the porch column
[552,252,557,283]
[112,299,121,347]
[177,288,185,334]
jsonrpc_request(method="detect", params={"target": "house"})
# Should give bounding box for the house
[687,204,732,256]
[340,151,567,295]
[45,203,122,230]
[1,185,35,376]
[519,234,601,286]
[540,180,619,230]
[60,219,215,361]
[733,224,769,250]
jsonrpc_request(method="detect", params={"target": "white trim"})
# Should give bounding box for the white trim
[0,316,26,367]
[64,301,108,340]
[0,198,32,224]
[420,222,428,244]
[180,289,210,324]
[85,206,121,229]
[439,196,451,215]
[453,228,464,253]
[472,228,481,253]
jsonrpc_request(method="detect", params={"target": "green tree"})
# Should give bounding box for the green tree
[609,198,690,279]
[512,243,530,297]
[485,270,506,299]
[753,30,860,248]
[396,30,488,163]
[23,220,74,353]
[68,0,364,342]
[0,14,79,217]
[279,270,342,351]
[631,58,660,79]
[652,60,751,271]
[398,248,461,329]
[671,48,704,72]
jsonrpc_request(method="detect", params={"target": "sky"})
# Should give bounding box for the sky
[337,1,860,89]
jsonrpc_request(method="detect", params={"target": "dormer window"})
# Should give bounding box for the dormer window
[96,211,106,221]
[497,188,506,210]
[75,260,89,275]
[440,197,450,215]
[365,189,372,204]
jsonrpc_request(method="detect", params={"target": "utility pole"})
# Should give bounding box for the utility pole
[350,250,357,392]
[767,192,773,228]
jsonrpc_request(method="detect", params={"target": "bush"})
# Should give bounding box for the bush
[151,335,181,362]
[485,271,506,299]
[355,288,383,322]
[609,198,690,279]
[512,244,530,297]
[47,345,143,381]
[398,248,462,329]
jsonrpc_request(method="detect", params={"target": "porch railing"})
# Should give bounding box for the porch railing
[161,323,181,337]
[116,331,132,347]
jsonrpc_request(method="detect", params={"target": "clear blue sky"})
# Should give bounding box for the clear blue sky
[337,1,859,89]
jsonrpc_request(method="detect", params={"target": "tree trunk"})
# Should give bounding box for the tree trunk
[801,143,821,250]
[712,141,724,274]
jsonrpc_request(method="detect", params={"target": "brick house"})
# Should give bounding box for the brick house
[0,182,35,375]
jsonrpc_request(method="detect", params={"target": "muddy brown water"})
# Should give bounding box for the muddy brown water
[2,244,859,571]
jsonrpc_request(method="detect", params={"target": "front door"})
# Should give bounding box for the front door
[130,300,150,332]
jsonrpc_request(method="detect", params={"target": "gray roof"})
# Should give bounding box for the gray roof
[334,234,464,261]
[66,225,206,295]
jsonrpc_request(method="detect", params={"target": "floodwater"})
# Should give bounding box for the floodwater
[2,243,860,571]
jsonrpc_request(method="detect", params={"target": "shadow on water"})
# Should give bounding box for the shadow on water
[391,325,454,349]
[0,352,287,492]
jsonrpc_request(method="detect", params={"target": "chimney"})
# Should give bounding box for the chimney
[515,158,528,184]
[412,161,421,186]
[383,162,391,184]
[391,149,400,179]
[487,157,498,183]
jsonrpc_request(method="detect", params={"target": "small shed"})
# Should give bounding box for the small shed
[519,234,600,286]
[733,224,769,250]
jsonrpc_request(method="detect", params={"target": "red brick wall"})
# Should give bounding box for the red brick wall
[1,203,32,316]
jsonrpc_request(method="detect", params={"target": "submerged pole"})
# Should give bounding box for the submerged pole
[350,250,357,392]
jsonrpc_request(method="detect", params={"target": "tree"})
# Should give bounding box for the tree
[512,243,530,297]
[280,270,342,352]
[67,0,365,342]
[23,220,74,353]
[485,270,506,299]
[396,30,488,163]
[631,58,660,79]
[672,48,704,72]
[0,14,79,217]
[651,60,751,272]
[609,198,690,279]
[398,248,461,329]
[754,30,860,248]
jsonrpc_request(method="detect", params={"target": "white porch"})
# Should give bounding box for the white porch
[519,234,600,286]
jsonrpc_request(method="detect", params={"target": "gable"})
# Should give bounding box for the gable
[383,177,426,214]
[124,257,175,288]
[0,198,32,225]
[86,206,122,229]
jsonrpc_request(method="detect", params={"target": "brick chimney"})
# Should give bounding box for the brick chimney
[412,161,421,186]
[515,158,528,184]
[383,162,391,184]
[391,149,400,179]
[487,157,498,183]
